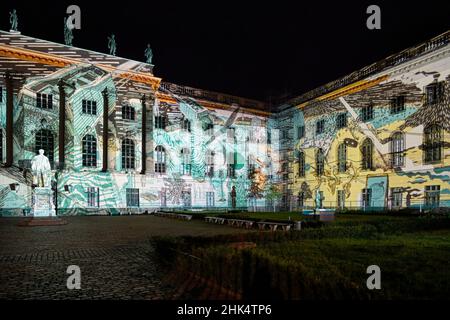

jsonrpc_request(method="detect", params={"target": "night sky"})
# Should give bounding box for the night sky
[1,0,449,103]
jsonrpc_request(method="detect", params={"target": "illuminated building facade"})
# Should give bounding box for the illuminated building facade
[0,29,449,215]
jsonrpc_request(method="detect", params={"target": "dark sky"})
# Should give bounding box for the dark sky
[1,0,449,102]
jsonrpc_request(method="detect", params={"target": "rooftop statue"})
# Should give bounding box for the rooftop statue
[31,149,52,188]
[108,34,117,56]
[64,17,74,46]
[9,9,18,31]
[144,44,153,64]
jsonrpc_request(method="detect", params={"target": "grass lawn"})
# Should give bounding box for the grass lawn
[253,229,450,299]
[153,214,450,299]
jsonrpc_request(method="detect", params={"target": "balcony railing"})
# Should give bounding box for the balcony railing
[160,82,268,111]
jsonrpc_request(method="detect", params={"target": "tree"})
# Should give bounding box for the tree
[247,167,266,211]
[264,182,283,212]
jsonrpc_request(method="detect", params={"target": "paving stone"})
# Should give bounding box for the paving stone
[0,215,246,299]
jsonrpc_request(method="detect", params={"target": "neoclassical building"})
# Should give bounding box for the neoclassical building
[0,29,449,215]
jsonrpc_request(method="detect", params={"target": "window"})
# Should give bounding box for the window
[227,164,236,178]
[337,190,345,209]
[297,125,305,139]
[155,115,167,129]
[424,124,442,163]
[316,148,324,176]
[86,187,99,207]
[206,150,215,177]
[227,151,236,178]
[82,99,97,115]
[82,134,97,167]
[425,82,444,105]
[181,118,191,132]
[298,151,305,177]
[425,185,440,208]
[180,147,191,175]
[122,104,135,120]
[361,104,373,122]
[390,132,404,168]
[0,129,3,162]
[316,119,325,135]
[391,188,402,208]
[337,143,347,173]
[36,93,53,109]
[390,96,405,114]
[205,123,214,136]
[206,192,215,208]
[35,129,54,164]
[298,192,305,208]
[126,188,139,207]
[227,128,235,143]
[160,189,167,207]
[182,191,191,207]
[362,188,372,208]
[336,113,347,129]
[121,138,135,170]
[361,138,373,170]
[155,145,166,173]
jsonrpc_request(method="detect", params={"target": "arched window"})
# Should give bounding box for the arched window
[155,145,166,173]
[361,138,373,170]
[122,138,135,170]
[206,150,215,177]
[298,151,305,177]
[35,129,54,164]
[122,104,135,120]
[315,148,324,176]
[82,134,97,167]
[424,124,442,163]
[390,132,404,167]
[180,147,191,175]
[337,143,347,173]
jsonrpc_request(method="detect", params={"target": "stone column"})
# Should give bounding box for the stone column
[102,88,109,172]
[5,72,14,167]
[58,80,66,169]
[140,94,147,174]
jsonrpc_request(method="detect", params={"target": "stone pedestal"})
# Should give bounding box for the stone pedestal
[32,187,56,217]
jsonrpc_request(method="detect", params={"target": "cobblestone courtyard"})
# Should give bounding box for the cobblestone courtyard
[0,215,245,299]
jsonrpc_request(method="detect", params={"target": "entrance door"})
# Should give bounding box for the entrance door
[366,176,388,210]
[182,191,191,208]
[206,192,214,208]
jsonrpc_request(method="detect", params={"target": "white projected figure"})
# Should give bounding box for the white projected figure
[31,149,52,187]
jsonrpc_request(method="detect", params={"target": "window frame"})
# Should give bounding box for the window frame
[361,138,374,170]
[126,188,140,207]
[121,104,135,121]
[121,138,135,170]
[82,99,97,115]
[361,104,374,122]
[315,148,325,176]
[155,145,166,173]
[390,132,405,168]
[424,124,442,164]
[336,113,347,129]
[82,134,97,167]
[390,96,405,114]
[316,119,325,135]
[337,143,347,173]
[86,187,100,208]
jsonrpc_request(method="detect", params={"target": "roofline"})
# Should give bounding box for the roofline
[275,29,450,111]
